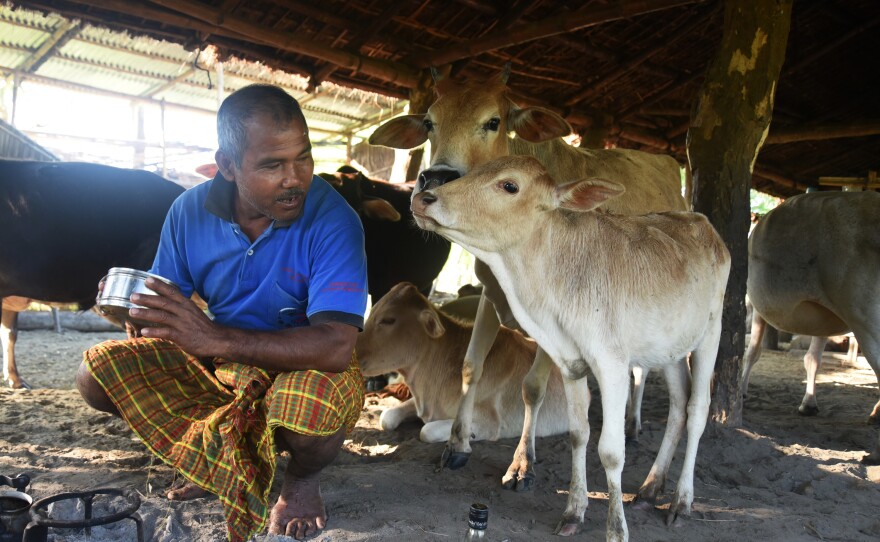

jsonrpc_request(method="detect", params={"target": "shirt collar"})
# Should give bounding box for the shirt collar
[203,171,295,228]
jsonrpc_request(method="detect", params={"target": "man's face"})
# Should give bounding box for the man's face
[220,113,315,223]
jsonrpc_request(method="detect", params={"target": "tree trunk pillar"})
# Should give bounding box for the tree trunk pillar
[687,0,792,426]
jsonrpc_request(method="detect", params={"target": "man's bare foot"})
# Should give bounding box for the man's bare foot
[166,480,210,500]
[267,475,327,540]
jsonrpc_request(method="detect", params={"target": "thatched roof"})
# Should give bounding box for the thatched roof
[3,0,879,197]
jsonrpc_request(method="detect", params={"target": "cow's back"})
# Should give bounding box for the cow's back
[510,137,686,214]
[747,191,880,336]
[0,160,184,306]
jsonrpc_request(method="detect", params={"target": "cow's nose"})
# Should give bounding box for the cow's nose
[417,167,461,192]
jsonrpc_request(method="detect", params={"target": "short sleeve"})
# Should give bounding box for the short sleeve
[306,213,368,329]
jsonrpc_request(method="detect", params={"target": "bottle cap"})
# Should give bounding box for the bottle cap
[468,502,488,530]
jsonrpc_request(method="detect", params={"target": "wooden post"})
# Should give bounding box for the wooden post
[687,0,792,426]
[404,70,435,182]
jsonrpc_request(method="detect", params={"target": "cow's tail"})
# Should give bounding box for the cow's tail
[683,162,694,211]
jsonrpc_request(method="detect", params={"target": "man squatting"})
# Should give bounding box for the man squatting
[76,84,368,541]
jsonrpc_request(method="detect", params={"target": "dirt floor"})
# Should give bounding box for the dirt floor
[2,326,879,542]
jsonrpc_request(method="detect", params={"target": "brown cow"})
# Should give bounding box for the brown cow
[370,68,687,482]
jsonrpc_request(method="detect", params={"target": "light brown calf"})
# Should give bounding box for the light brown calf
[412,156,729,541]
[356,282,568,446]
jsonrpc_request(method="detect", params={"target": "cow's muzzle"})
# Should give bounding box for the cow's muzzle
[417,166,461,192]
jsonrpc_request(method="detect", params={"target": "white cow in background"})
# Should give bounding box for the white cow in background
[355,282,568,446]
[369,66,687,486]
[411,156,729,541]
[741,190,880,464]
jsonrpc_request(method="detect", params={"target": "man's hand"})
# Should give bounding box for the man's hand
[130,277,224,357]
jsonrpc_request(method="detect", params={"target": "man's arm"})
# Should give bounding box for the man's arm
[131,277,356,373]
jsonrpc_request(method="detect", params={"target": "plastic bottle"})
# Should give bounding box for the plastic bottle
[463,502,488,541]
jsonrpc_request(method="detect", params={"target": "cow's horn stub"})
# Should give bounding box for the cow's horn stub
[500,62,511,84]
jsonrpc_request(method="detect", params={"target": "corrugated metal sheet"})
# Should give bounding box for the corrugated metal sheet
[0,117,58,160]
[0,4,401,146]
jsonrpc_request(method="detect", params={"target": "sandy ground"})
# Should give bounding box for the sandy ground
[2,325,879,542]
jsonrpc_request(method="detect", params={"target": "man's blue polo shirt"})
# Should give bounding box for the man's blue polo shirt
[150,173,368,331]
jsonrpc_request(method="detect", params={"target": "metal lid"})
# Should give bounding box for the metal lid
[467,502,488,530]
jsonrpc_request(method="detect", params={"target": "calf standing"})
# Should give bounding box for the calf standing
[0,160,184,388]
[411,156,729,541]
[356,281,568,444]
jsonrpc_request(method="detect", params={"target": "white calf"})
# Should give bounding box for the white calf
[411,156,730,541]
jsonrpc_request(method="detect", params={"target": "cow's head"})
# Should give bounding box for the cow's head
[356,282,446,376]
[318,168,401,222]
[369,66,573,193]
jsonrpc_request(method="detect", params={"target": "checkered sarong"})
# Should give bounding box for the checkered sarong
[83,338,365,542]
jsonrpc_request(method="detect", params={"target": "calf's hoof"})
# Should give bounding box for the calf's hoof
[440,447,470,470]
[861,449,880,465]
[553,518,582,537]
[5,378,32,390]
[665,496,692,526]
[501,471,535,492]
[797,405,819,416]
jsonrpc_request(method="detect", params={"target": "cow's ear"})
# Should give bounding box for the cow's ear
[362,198,402,222]
[419,309,446,338]
[509,106,572,143]
[369,115,429,149]
[554,178,625,212]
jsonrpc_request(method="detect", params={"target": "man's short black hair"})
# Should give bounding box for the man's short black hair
[217,84,307,166]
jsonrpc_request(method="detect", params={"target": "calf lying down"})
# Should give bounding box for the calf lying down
[355,282,568,443]
[411,156,730,541]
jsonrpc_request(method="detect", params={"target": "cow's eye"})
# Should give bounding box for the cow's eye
[500,181,518,194]
[484,117,501,131]
[423,119,434,132]
[379,317,396,326]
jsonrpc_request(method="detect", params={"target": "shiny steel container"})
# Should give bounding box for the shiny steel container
[97,267,176,327]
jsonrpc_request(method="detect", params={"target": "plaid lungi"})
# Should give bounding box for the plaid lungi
[83,338,365,542]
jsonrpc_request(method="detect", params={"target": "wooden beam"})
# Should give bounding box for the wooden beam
[418,0,705,68]
[753,165,809,191]
[148,0,420,88]
[765,120,880,145]
[18,19,80,73]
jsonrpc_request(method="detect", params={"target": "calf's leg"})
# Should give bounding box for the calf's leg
[1,306,29,389]
[668,314,722,524]
[798,336,828,416]
[740,312,766,399]
[555,375,591,537]
[503,347,554,491]
[848,324,880,424]
[591,365,630,542]
[625,366,647,442]
[635,358,689,505]
[441,292,500,469]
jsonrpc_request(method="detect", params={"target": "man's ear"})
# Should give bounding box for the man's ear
[554,178,625,212]
[418,309,446,339]
[215,150,237,182]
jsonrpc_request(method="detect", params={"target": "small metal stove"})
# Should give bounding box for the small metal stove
[1,476,143,542]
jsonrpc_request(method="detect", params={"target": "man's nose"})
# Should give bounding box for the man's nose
[281,164,303,187]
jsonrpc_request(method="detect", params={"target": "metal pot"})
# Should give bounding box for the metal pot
[97,267,176,327]
[0,474,31,542]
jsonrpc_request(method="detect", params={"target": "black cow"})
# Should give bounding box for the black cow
[319,166,451,302]
[1,160,184,388]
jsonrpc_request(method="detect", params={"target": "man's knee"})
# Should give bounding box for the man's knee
[75,362,118,415]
